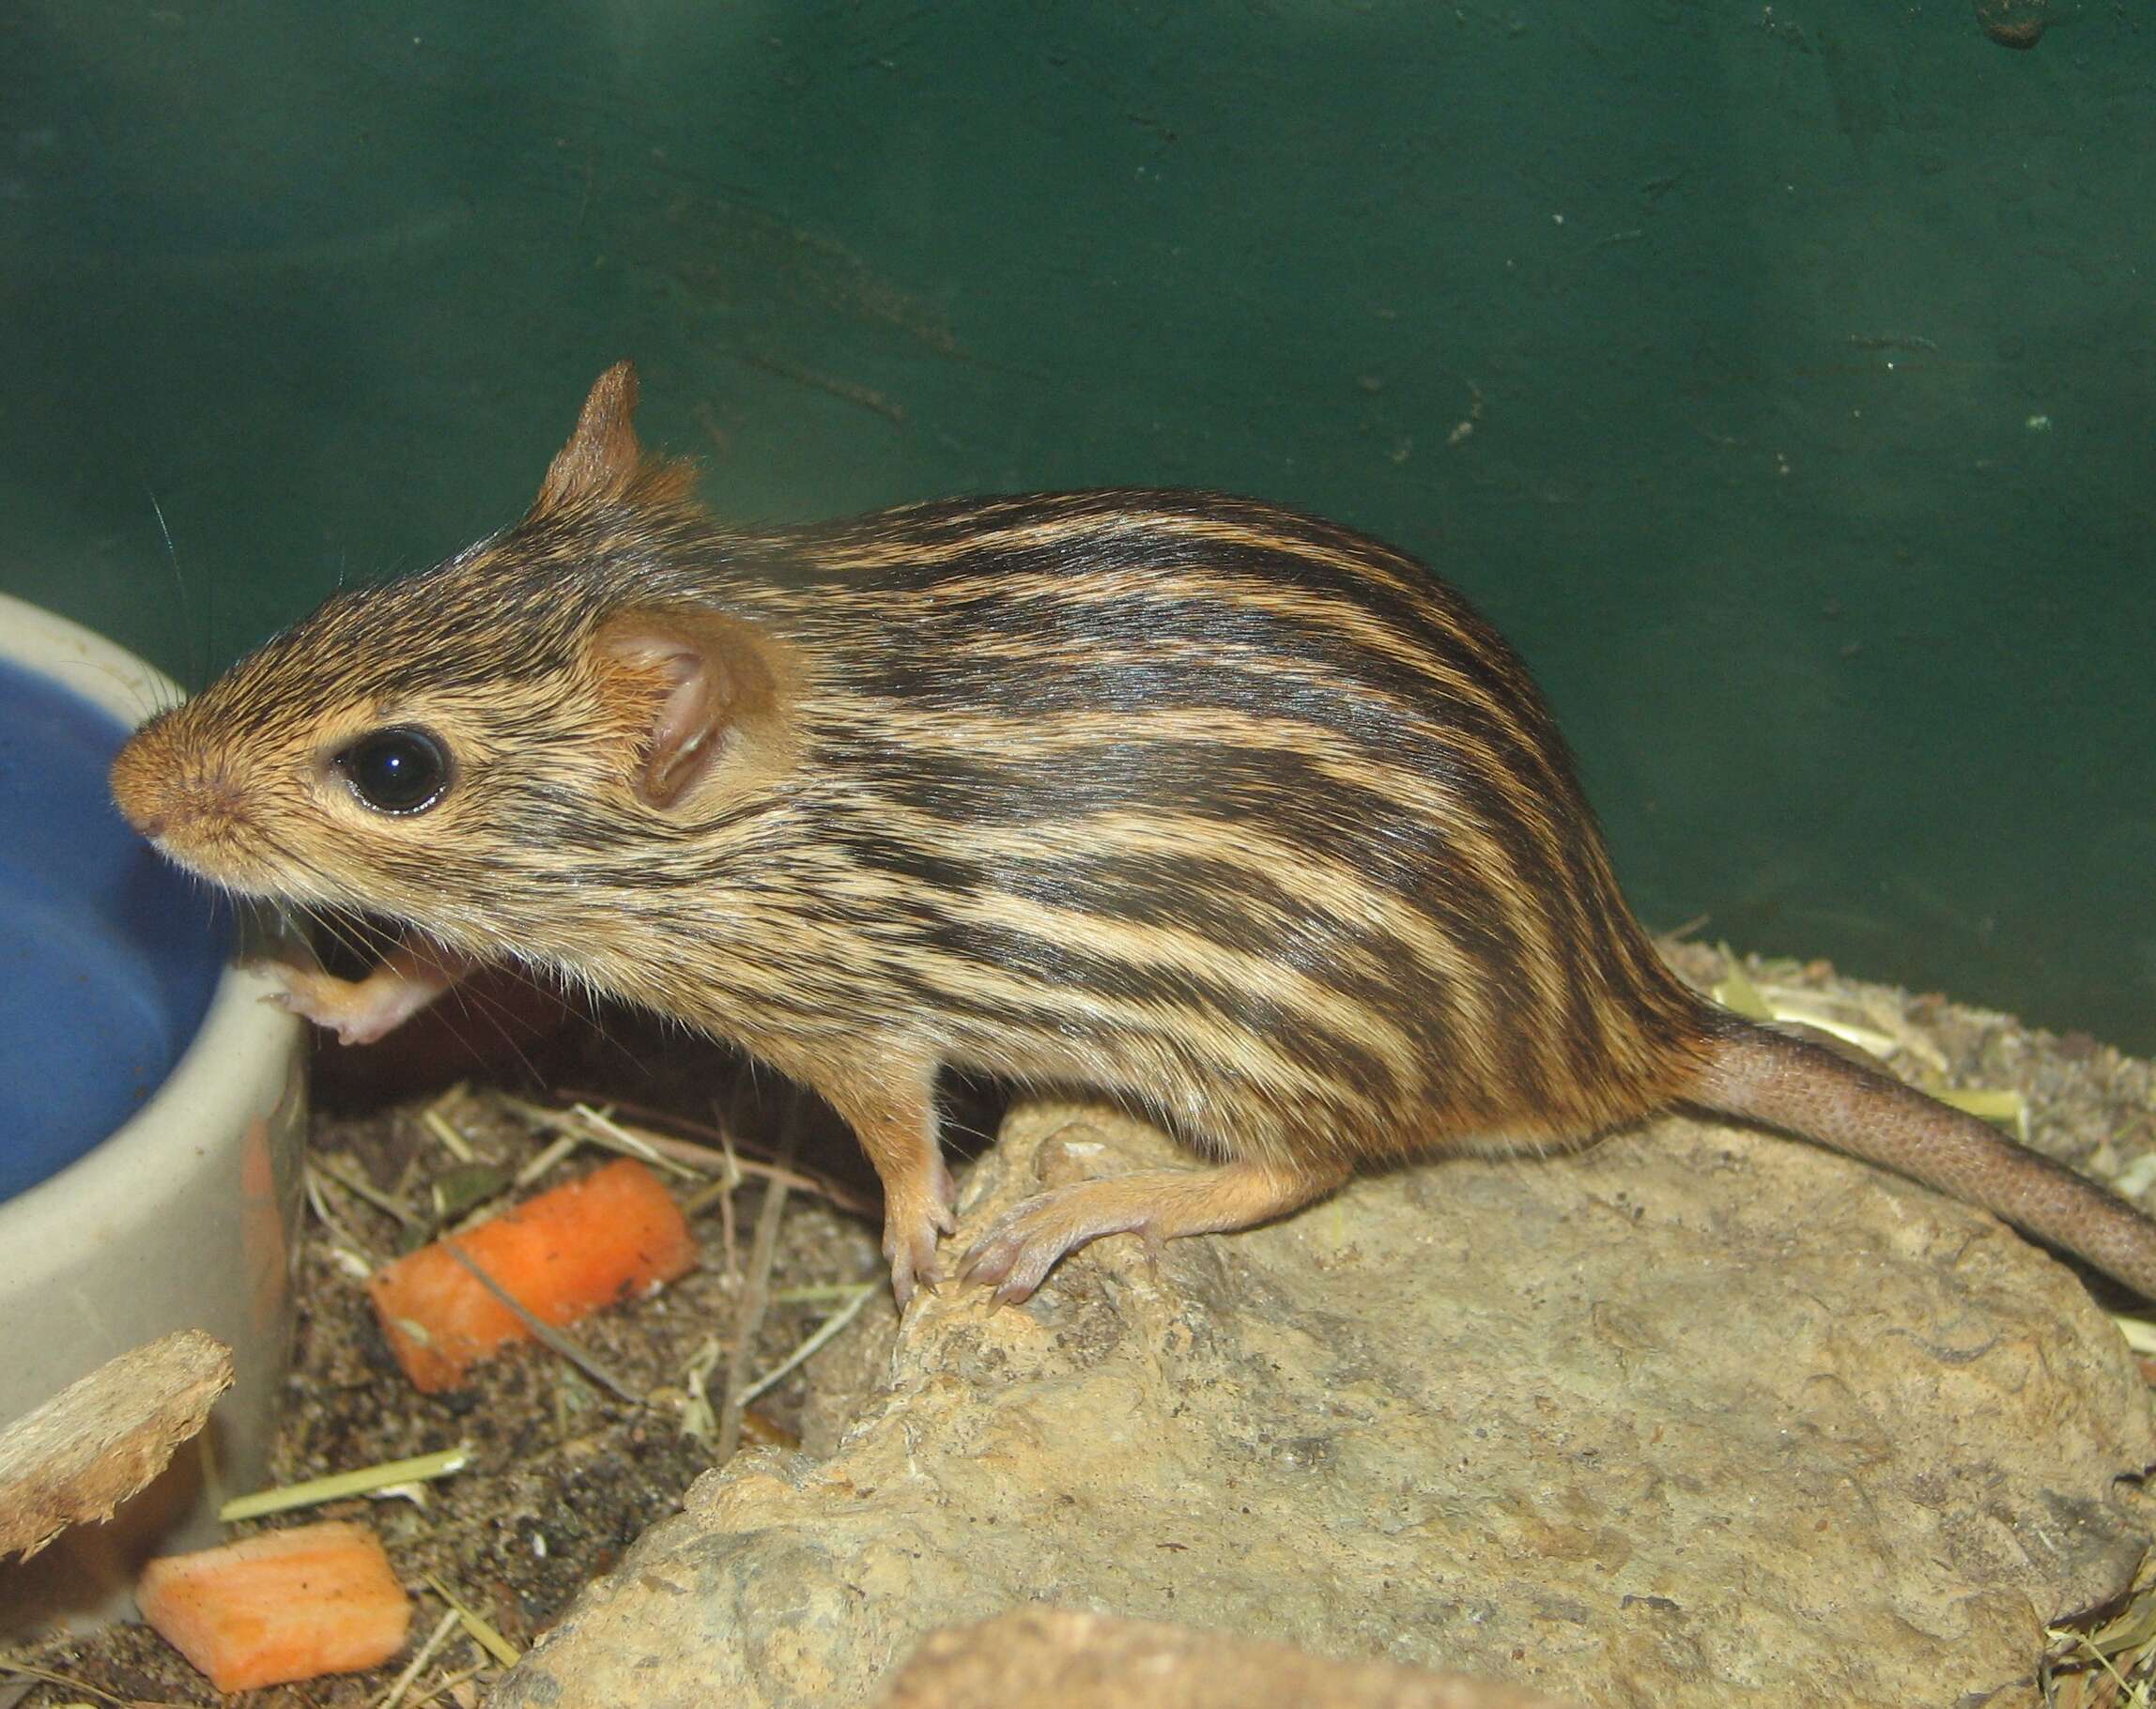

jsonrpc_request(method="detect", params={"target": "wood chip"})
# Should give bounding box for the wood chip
[0,1331,233,1559]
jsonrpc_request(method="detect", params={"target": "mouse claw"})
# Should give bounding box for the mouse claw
[887,1251,945,1313]
[958,1216,1057,1307]
[883,1202,949,1312]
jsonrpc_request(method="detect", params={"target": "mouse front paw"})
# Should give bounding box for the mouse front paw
[254,962,424,1046]
[253,940,465,1046]
[883,1203,950,1312]
[882,1162,962,1310]
[256,963,389,1045]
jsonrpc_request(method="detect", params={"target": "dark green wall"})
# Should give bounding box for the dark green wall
[4,2,2151,1048]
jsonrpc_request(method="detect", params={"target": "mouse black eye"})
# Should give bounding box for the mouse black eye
[336,726,451,814]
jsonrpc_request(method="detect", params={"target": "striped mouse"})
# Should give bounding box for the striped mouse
[110,363,2156,1308]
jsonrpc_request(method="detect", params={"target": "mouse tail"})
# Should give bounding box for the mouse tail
[1686,1019,2156,1301]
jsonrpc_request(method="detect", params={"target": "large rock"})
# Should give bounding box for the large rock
[489,1101,2156,1708]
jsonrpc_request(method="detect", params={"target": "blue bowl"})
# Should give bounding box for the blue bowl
[0,596,306,1635]
[0,654,226,1201]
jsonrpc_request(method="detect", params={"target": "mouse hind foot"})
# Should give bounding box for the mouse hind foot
[960,1154,1350,1305]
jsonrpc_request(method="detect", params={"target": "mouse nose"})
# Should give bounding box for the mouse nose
[110,734,173,838]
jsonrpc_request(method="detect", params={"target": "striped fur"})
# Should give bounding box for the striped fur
[116,479,1714,1173]
[112,365,2156,1304]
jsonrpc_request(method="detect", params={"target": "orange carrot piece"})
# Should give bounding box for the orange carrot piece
[367,1158,698,1393]
[136,1519,409,1692]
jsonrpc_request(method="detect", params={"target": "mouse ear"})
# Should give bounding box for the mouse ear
[533,362,647,513]
[593,608,794,810]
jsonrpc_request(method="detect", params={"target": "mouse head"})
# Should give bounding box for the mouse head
[111,364,801,948]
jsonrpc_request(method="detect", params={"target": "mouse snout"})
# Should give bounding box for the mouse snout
[109,736,169,837]
[110,732,249,850]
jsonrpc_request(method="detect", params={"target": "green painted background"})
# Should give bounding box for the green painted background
[4,3,2151,1047]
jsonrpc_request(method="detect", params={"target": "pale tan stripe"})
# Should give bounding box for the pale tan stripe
[846,695,1486,778]
[821,558,1551,780]
[829,697,1567,969]
[941,885,1423,1084]
[806,503,1440,627]
[824,589,1580,1055]
[874,724,1574,1086]
[797,503,1160,572]
[553,853,1404,1128]
[841,797,1499,1052]
[1109,509,1433,603]
[798,500,1435,607]
[889,631,1464,726]
[896,940,1391,1117]
[816,654,1556,843]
